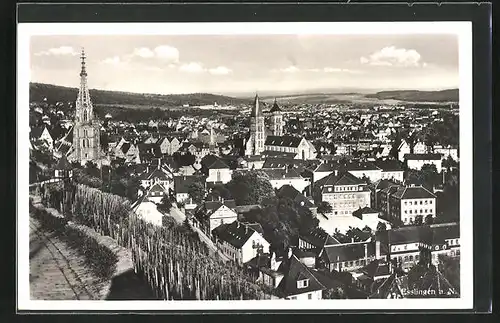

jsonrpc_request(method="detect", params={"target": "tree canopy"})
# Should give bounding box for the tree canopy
[226,171,275,206]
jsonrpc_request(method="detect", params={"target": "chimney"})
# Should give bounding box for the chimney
[351,237,354,243]
[334,169,338,176]
[221,197,224,204]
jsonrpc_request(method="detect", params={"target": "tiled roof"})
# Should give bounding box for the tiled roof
[260,150,297,159]
[323,241,375,263]
[264,135,302,148]
[299,227,340,249]
[352,207,379,218]
[276,184,314,208]
[212,221,265,249]
[260,168,304,180]
[316,171,365,188]
[146,168,170,180]
[207,158,229,169]
[404,153,442,160]
[374,159,404,171]
[391,185,436,200]
[148,182,167,194]
[173,175,202,194]
[276,255,326,298]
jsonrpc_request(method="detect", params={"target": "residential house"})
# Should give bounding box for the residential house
[212,221,270,265]
[369,179,401,211]
[376,222,460,271]
[404,153,443,172]
[374,159,404,182]
[275,254,325,300]
[433,145,459,161]
[131,195,164,227]
[30,125,54,150]
[261,168,311,193]
[314,171,371,216]
[319,241,377,273]
[138,163,173,190]
[143,182,169,204]
[204,158,233,184]
[192,199,238,235]
[276,184,317,215]
[173,175,202,204]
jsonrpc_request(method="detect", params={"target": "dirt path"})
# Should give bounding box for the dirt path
[29,216,106,300]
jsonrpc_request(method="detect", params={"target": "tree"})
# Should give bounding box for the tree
[317,201,333,215]
[425,214,434,225]
[187,181,205,204]
[157,194,173,213]
[210,183,232,200]
[414,214,423,226]
[376,221,387,232]
[226,171,275,206]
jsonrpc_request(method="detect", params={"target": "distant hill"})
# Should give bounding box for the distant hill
[364,89,458,102]
[29,83,252,107]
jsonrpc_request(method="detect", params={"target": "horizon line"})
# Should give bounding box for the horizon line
[29,81,459,98]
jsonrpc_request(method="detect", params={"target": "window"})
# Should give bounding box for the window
[409,201,412,205]
[415,255,419,260]
[409,210,412,214]
[349,261,353,266]
[420,201,423,205]
[297,279,309,289]
[409,255,414,261]
[308,293,312,300]
[425,200,428,205]
[429,200,433,204]
[290,296,297,300]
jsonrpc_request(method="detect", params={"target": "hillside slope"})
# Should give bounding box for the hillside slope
[364,89,458,102]
[29,83,251,107]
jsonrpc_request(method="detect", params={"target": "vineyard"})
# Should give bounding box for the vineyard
[39,181,273,300]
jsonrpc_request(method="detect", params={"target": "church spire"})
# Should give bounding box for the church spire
[251,93,260,117]
[80,47,87,77]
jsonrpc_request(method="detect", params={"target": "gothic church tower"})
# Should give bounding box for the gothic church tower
[249,93,265,155]
[72,48,100,165]
[270,98,283,136]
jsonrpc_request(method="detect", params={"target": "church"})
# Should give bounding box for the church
[54,49,109,167]
[244,94,316,160]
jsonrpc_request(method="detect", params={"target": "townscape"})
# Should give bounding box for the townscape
[29,48,460,301]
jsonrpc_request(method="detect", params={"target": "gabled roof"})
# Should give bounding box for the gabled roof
[147,182,167,194]
[352,207,379,218]
[276,255,326,298]
[146,167,170,180]
[212,221,266,249]
[173,175,202,194]
[264,135,303,148]
[316,171,365,188]
[391,185,436,199]
[374,159,403,171]
[207,158,229,170]
[260,168,304,180]
[323,241,375,263]
[299,227,340,249]
[276,185,314,208]
[360,259,391,279]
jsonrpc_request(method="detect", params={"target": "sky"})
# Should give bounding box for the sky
[30,34,459,95]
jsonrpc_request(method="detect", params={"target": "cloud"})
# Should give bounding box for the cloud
[179,62,206,73]
[281,66,300,73]
[360,46,424,67]
[132,47,155,58]
[208,66,232,75]
[102,56,121,65]
[34,46,79,56]
[153,45,180,63]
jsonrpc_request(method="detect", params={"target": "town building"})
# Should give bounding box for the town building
[192,199,238,235]
[212,221,270,265]
[261,168,311,193]
[404,153,443,172]
[245,94,266,156]
[376,222,460,271]
[319,241,377,273]
[380,184,437,225]
[314,171,371,216]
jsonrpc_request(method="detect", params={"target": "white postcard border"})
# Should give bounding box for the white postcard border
[17,21,473,311]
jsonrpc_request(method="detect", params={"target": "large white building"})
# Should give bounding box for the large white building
[314,171,371,216]
[404,153,443,172]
